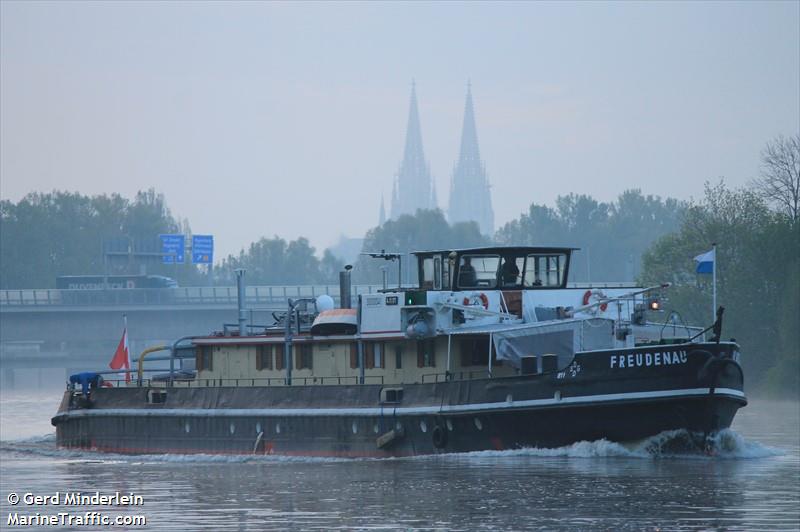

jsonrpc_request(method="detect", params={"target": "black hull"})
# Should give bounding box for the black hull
[52,342,747,457]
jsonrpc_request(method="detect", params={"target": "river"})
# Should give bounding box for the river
[1,391,798,530]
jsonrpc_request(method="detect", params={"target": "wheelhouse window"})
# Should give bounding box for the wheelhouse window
[523,253,568,288]
[458,255,500,289]
[421,258,435,289]
[420,254,450,290]
[500,256,524,287]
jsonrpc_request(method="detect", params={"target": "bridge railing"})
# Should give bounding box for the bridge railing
[0,283,634,308]
[0,285,388,307]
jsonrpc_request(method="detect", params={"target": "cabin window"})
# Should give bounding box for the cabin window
[433,257,442,290]
[296,344,313,370]
[523,253,567,288]
[459,336,500,367]
[275,344,286,370]
[458,255,500,289]
[381,387,404,404]
[349,343,358,369]
[256,345,273,371]
[395,345,403,369]
[147,390,167,404]
[365,342,385,369]
[196,346,213,372]
[417,339,436,368]
[460,336,488,366]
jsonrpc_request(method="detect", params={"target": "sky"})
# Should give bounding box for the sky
[2,1,799,260]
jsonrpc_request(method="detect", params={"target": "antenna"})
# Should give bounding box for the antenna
[361,250,403,288]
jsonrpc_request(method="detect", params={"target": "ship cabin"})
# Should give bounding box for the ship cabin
[414,246,575,292]
[171,246,624,392]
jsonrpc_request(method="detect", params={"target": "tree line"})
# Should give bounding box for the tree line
[2,136,796,395]
[0,189,204,288]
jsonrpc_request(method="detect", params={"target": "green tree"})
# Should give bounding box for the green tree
[354,209,488,284]
[0,189,196,288]
[495,190,684,282]
[216,236,342,285]
[641,181,799,395]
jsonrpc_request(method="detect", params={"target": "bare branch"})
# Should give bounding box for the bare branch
[751,134,800,223]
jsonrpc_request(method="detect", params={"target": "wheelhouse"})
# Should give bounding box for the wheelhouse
[415,246,576,291]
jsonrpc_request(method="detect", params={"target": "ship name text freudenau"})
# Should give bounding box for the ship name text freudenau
[609,350,688,369]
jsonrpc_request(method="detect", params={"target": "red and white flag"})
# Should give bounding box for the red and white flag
[109,326,131,383]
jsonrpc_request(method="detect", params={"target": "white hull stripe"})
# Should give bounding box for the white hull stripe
[56,387,746,419]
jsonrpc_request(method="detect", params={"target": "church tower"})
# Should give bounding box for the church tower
[448,83,494,235]
[390,82,436,219]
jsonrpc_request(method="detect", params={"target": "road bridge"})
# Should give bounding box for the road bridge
[0,284,383,390]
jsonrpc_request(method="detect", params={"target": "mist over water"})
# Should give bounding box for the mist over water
[1,393,798,530]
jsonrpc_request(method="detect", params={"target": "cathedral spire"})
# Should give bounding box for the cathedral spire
[458,81,481,165]
[402,80,426,168]
[390,81,435,219]
[448,82,494,235]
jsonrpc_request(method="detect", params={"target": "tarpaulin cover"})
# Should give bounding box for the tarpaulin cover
[492,318,613,368]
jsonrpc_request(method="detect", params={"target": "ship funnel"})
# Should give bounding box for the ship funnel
[339,265,353,309]
[235,269,248,336]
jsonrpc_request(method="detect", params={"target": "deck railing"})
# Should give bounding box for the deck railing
[70,374,388,390]
[75,371,500,390]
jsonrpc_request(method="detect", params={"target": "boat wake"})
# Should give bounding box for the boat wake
[456,429,783,460]
[0,429,782,464]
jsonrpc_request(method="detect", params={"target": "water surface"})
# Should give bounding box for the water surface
[1,391,797,530]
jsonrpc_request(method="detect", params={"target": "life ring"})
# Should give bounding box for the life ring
[432,425,448,449]
[582,290,608,312]
[462,293,489,309]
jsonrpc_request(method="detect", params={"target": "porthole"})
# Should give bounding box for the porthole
[420,420,428,433]
[276,423,281,434]
[554,390,562,401]
[446,419,454,432]
[474,417,483,431]
[229,422,236,435]
[395,421,402,432]
[506,394,513,404]
[352,421,358,434]
[373,423,380,434]
[184,422,191,434]
[256,422,262,434]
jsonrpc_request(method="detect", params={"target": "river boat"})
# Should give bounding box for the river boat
[51,246,747,457]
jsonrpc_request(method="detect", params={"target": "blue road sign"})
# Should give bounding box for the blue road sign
[160,234,185,264]
[192,235,214,264]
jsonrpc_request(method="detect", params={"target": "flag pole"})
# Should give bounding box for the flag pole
[711,243,717,322]
[123,313,129,385]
